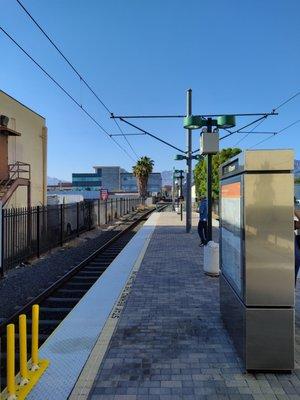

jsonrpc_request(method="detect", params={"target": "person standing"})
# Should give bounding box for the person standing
[198,196,208,246]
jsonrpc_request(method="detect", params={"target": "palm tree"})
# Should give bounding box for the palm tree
[132,156,154,201]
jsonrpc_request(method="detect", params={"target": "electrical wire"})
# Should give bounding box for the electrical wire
[233,116,268,146]
[119,118,185,153]
[250,119,300,149]
[221,90,300,143]
[15,0,139,159]
[13,0,300,156]
[220,115,269,140]
[272,91,300,112]
[0,26,136,162]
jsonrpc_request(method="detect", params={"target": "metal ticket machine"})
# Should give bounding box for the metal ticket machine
[219,149,295,371]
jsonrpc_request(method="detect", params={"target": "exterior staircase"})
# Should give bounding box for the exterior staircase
[0,162,31,207]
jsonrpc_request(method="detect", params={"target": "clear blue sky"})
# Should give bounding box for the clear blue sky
[1,0,299,180]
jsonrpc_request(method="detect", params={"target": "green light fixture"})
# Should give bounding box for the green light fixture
[217,115,236,129]
[174,154,186,160]
[183,115,205,130]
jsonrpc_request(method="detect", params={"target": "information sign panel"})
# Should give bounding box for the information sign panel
[221,181,242,296]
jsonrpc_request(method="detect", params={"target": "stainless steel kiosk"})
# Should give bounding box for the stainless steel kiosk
[220,149,295,371]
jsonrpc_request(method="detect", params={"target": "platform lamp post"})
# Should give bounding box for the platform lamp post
[174,154,202,231]
[174,169,184,198]
[183,114,236,241]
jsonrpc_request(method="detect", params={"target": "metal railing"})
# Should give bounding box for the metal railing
[8,161,31,180]
[0,161,31,190]
[0,197,141,275]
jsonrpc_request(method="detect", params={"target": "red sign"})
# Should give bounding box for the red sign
[100,189,109,201]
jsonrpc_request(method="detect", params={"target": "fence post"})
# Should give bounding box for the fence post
[36,206,40,258]
[105,200,108,224]
[77,202,80,237]
[0,201,4,277]
[60,204,63,246]
[27,204,32,253]
[98,199,100,226]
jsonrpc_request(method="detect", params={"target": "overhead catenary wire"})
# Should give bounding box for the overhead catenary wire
[250,119,300,149]
[272,90,300,112]
[220,90,300,143]
[231,89,300,145]
[220,115,269,141]
[13,0,300,155]
[119,118,185,154]
[15,0,139,159]
[233,116,268,146]
[0,26,136,162]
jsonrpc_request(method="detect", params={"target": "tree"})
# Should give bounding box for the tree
[295,177,300,184]
[194,148,241,199]
[132,156,154,201]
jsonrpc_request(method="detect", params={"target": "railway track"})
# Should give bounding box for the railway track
[0,204,169,390]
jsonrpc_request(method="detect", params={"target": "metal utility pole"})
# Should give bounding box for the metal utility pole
[186,89,192,233]
[179,171,183,197]
[206,119,213,241]
[172,166,175,211]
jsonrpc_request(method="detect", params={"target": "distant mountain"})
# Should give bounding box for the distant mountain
[47,176,67,185]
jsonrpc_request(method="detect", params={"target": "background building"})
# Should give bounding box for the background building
[0,90,47,208]
[72,166,162,194]
[121,172,162,194]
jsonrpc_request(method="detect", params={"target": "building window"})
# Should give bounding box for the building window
[72,176,101,182]
[96,168,102,177]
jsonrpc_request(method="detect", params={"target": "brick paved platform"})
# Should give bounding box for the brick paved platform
[87,212,300,400]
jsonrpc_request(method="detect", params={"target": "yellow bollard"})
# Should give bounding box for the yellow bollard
[19,314,29,385]
[7,323,16,399]
[31,304,39,371]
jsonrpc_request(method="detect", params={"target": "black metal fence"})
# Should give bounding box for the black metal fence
[1,197,141,275]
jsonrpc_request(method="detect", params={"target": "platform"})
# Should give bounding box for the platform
[29,211,300,400]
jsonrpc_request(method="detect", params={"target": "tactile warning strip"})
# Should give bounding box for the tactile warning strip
[27,213,160,400]
[69,228,153,399]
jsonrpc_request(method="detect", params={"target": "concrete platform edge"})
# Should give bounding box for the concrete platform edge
[27,212,160,400]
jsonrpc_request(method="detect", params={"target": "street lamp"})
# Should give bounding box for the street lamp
[183,115,236,130]
[217,115,236,129]
[183,115,206,130]
[183,110,236,241]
